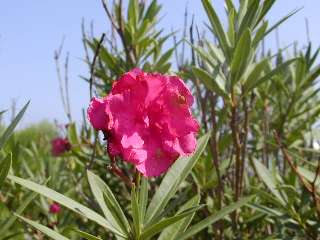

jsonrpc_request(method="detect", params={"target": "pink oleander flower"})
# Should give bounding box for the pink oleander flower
[87,68,199,177]
[51,137,71,156]
[49,203,61,214]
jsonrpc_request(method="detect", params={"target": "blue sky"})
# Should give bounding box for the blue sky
[0,0,319,127]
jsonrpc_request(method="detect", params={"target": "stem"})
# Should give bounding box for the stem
[108,157,133,188]
[209,93,224,239]
[89,33,106,100]
[274,131,320,216]
[230,93,242,201]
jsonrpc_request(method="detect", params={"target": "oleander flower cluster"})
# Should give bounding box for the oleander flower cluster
[88,69,199,176]
[51,137,71,156]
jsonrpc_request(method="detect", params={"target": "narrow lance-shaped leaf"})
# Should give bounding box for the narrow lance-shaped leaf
[255,0,276,27]
[158,194,200,240]
[87,170,130,236]
[128,0,139,29]
[224,0,236,13]
[139,177,148,223]
[0,192,38,236]
[201,0,230,61]
[263,8,302,39]
[237,0,259,35]
[242,58,268,86]
[244,58,297,92]
[144,132,210,225]
[230,29,252,86]
[141,206,202,240]
[0,101,29,150]
[16,215,70,240]
[227,9,235,47]
[0,110,7,117]
[154,48,174,70]
[66,228,102,240]
[0,153,12,187]
[192,67,227,98]
[177,196,254,240]
[252,21,268,48]
[131,186,141,237]
[7,175,125,238]
[253,159,286,206]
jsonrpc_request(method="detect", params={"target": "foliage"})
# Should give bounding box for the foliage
[1,0,320,239]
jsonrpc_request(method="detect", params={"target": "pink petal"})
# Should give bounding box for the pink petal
[169,76,194,106]
[144,73,168,105]
[122,148,147,164]
[112,68,144,94]
[121,133,144,149]
[87,97,109,131]
[136,137,177,177]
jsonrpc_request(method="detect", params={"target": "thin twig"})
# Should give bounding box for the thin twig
[89,33,106,100]
[81,18,91,64]
[230,93,242,201]
[312,157,320,218]
[64,52,72,122]
[274,131,316,195]
[108,157,133,188]
[54,38,67,115]
[181,2,188,65]
[101,0,134,65]
[210,93,224,240]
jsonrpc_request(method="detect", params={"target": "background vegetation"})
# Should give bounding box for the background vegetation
[1,0,320,239]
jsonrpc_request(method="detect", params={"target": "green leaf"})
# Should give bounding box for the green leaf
[177,196,254,240]
[0,153,12,187]
[237,0,248,27]
[8,175,125,238]
[301,65,320,89]
[264,8,302,39]
[253,160,286,206]
[141,206,202,240]
[0,110,7,117]
[66,228,102,240]
[139,177,148,223]
[144,0,160,22]
[244,58,297,92]
[131,185,141,237]
[192,67,227,97]
[227,9,236,47]
[252,21,268,48]
[0,101,29,150]
[16,215,70,240]
[87,171,130,236]
[67,123,79,145]
[238,0,259,35]
[158,194,200,240]
[297,166,320,186]
[128,0,139,28]
[230,29,252,85]
[255,0,276,26]
[202,0,230,61]
[154,48,174,71]
[225,0,236,13]
[144,133,210,225]
[0,192,38,236]
[243,59,268,86]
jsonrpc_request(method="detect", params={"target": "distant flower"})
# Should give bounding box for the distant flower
[88,68,199,177]
[49,203,61,214]
[51,138,71,156]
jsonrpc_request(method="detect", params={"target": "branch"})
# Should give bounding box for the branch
[89,33,106,100]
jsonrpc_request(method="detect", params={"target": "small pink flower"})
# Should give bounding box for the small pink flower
[51,138,71,156]
[49,203,61,214]
[87,69,199,177]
